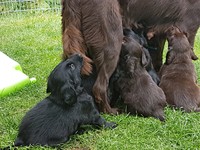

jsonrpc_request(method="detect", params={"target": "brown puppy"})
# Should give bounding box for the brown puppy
[61,0,123,114]
[116,36,166,121]
[159,27,200,112]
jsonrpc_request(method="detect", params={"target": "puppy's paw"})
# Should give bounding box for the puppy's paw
[104,122,117,129]
[76,128,86,135]
[158,116,165,122]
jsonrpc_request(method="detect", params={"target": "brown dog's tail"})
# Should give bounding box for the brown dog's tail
[61,0,92,75]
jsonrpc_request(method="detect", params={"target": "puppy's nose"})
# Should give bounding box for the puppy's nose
[77,54,83,61]
[77,53,82,57]
[75,53,82,58]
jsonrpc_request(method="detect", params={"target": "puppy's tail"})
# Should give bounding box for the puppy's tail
[61,0,92,75]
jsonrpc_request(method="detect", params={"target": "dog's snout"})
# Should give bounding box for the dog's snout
[74,53,83,62]
[79,55,83,61]
[77,53,82,57]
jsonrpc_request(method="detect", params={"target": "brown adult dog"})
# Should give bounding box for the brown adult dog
[116,35,166,121]
[145,0,200,71]
[61,0,123,114]
[118,0,186,32]
[159,27,200,112]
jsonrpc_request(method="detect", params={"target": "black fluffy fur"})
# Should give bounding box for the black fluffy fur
[13,54,116,147]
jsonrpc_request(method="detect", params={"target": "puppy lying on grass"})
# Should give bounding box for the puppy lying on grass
[159,26,200,112]
[13,54,116,147]
[111,32,167,121]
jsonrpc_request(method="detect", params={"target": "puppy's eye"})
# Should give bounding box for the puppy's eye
[69,64,75,70]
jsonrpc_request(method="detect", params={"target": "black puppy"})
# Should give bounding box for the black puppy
[14,54,116,147]
[123,29,160,85]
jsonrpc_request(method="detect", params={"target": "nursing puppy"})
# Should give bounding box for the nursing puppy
[118,0,187,72]
[159,27,200,112]
[85,29,160,109]
[115,36,167,121]
[61,0,123,114]
[14,54,116,147]
[123,29,160,85]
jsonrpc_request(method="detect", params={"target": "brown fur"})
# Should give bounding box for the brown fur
[159,27,200,112]
[118,0,187,72]
[118,0,186,32]
[61,0,123,114]
[117,36,166,121]
[145,0,200,71]
[176,0,200,47]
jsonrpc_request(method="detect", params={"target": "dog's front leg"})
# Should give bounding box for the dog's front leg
[92,115,117,129]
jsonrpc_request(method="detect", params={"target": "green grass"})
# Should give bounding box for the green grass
[0,13,200,150]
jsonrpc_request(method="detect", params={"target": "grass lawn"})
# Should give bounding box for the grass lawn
[0,13,200,150]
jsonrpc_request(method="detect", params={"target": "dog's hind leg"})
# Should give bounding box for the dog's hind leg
[92,32,123,115]
[48,136,69,147]
[92,51,121,114]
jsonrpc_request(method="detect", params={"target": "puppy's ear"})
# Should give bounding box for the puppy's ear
[46,76,55,93]
[141,48,148,67]
[46,76,61,94]
[46,65,61,93]
[60,85,77,105]
[165,50,175,65]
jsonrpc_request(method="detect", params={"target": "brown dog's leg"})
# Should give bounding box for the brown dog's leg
[93,50,121,115]
[146,33,166,72]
